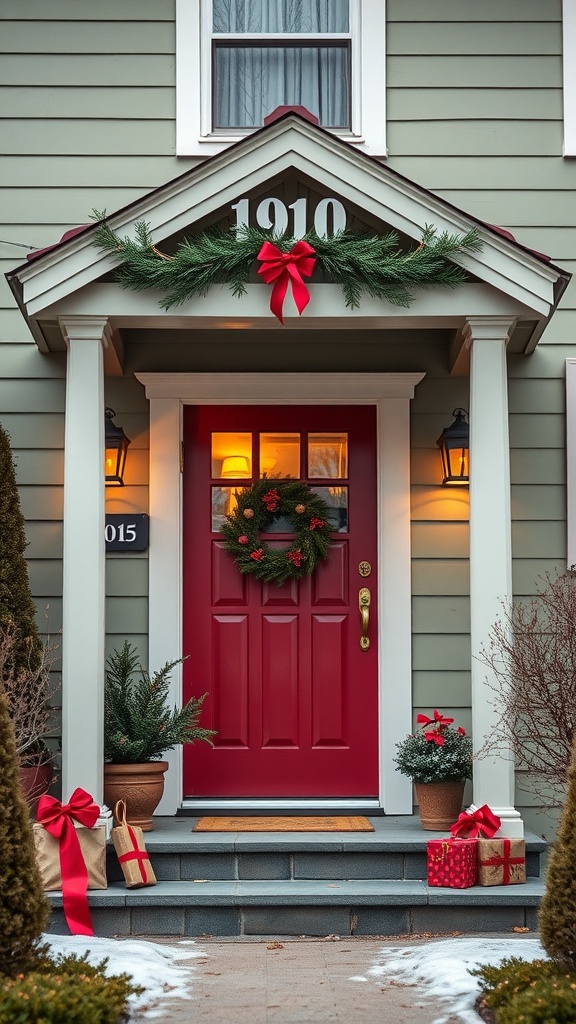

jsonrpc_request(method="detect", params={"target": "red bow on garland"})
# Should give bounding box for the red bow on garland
[37,788,100,936]
[450,803,501,840]
[257,240,316,323]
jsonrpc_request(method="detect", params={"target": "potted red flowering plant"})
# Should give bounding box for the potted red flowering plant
[394,710,473,830]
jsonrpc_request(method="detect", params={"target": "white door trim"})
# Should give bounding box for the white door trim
[136,372,424,814]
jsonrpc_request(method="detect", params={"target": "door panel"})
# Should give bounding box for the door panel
[183,405,378,798]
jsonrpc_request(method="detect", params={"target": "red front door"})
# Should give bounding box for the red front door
[182,405,378,798]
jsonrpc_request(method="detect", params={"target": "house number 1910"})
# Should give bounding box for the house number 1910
[231,197,347,239]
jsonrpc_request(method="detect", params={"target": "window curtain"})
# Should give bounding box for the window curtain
[213,0,350,128]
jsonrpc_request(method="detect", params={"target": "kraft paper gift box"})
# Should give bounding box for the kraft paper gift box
[477,837,526,886]
[427,838,478,888]
[111,800,157,889]
[33,822,107,891]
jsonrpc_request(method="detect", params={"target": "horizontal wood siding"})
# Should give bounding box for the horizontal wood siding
[389,0,569,823]
[0,0,194,342]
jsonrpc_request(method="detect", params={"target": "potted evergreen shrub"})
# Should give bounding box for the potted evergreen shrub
[104,642,216,830]
[394,710,473,830]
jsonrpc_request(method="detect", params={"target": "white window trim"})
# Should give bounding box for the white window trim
[176,0,386,158]
[563,0,576,156]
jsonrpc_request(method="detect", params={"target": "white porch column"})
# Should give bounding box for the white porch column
[147,397,183,815]
[60,316,110,803]
[465,315,523,837]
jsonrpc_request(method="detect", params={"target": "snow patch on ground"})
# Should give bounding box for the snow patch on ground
[367,937,546,1024]
[44,934,206,1018]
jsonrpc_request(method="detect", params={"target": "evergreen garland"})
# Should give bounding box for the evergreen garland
[220,479,334,587]
[104,642,216,763]
[93,212,482,312]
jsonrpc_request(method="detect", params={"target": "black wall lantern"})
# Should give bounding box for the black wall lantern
[105,407,131,486]
[436,408,469,486]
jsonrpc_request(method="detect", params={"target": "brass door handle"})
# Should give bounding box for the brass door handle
[359,587,371,651]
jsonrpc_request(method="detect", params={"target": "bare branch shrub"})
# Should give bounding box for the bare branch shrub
[478,571,576,805]
[0,619,59,767]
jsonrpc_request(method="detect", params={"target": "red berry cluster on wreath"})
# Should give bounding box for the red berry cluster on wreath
[262,488,280,511]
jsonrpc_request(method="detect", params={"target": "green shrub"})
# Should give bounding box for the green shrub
[0,683,49,976]
[0,422,41,674]
[539,731,576,967]
[0,954,143,1024]
[474,957,576,1024]
[495,976,576,1024]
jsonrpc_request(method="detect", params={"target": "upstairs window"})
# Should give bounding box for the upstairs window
[212,0,350,130]
[176,0,386,156]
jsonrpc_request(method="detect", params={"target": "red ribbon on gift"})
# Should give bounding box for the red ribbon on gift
[37,788,100,936]
[450,803,501,839]
[257,240,316,323]
[480,838,524,884]
[117,824,149,884]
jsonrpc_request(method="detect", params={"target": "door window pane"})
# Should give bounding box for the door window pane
[311,486,348,532]
[259,433,300,479]
[308,433,348,479]
[212,485,250,530]
[211,433,252,479]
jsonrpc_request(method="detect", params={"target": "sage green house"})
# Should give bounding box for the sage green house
[2,1,575,837]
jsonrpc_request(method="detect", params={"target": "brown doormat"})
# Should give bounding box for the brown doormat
[193,816,374,832]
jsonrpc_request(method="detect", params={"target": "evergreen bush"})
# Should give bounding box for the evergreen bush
[0,681,49,976]
[0,954,142,1024]
[538,731,576,967]
[105,641,216,763]
[473,957,576,1024]
[0,423,41,674]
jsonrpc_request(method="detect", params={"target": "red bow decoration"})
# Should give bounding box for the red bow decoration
[450,803,501,840]
[257,240,316,323]
[37,788,100,936]
[417,710,454,728]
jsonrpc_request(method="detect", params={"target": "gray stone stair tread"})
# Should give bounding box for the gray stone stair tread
[143,817,547,854]
[45,877,544,908]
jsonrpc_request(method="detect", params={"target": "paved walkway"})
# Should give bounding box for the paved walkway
[149,937,448,1024]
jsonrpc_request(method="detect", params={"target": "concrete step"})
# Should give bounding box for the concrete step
[46,877,544,937]
[105,815,546,882]
[44,815,547,938]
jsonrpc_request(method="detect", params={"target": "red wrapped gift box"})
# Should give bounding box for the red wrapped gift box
[427,838,478,888]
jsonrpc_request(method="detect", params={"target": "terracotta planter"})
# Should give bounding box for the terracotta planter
[19,762,53,818]
[103,761,169,831]
[414,779,465,831]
